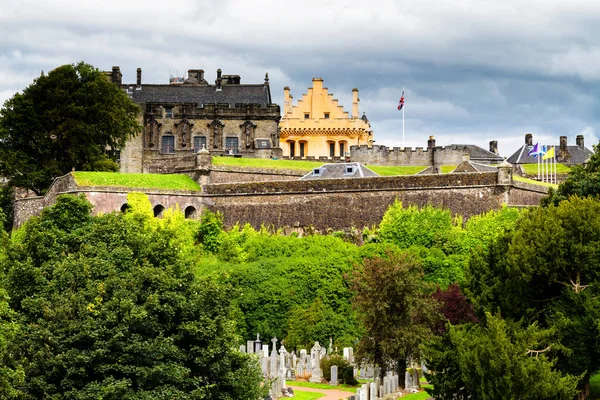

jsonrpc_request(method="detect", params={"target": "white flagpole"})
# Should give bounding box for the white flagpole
[402,87,405,148]
[537,146,540,180]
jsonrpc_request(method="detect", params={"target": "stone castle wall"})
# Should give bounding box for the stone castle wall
[349,144,470,166]
[13,169,547,230]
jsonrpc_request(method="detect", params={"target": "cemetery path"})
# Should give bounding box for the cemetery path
[287,385,354,400]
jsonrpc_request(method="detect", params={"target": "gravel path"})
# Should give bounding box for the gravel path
[287,385,355,400]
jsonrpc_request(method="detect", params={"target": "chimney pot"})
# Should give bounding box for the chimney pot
[576,134,584,148]
[136,68,141,87]
[525,133,533,146]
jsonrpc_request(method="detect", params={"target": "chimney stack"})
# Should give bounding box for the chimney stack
[352,88,359,118]
[283,86,292,114]
[428,135,436,149]
[576,134,584,148]
[525,133,533,146]
[216,69,222,90]
[111,66,122,86]
[489,140,499,155]
[136,68,142,88]
[560,136,567,151]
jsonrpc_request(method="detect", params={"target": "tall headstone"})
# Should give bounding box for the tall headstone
[262,344,269,358]
[254,333,262,354]
[370,382,377,400]
[405,371,412,389]
[361,383,369,400]
[330,365,338,386]
[309,342,323,383]
[247,340,254,354]
[239,344,246,353]
[412,370,419,388]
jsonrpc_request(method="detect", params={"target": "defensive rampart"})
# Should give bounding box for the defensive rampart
[13,168,548,231]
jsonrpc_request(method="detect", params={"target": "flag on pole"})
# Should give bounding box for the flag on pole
[527,143,539,157]
[542,146,555,160]
[397,91,405,110]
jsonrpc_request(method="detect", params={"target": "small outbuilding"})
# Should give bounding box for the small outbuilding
[299,162,379,180]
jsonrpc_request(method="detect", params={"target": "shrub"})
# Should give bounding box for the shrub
[321,355,358,385]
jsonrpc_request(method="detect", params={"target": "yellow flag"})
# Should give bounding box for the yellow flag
[543,146,555,160]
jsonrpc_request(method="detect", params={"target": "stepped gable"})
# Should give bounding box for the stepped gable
[128,84,271,107]
[300,162,379,180]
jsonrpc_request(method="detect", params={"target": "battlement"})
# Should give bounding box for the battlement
[350,144,470,166]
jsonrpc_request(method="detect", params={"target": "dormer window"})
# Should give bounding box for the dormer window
[313,168,321,176]
[165,107,173,118]
[345,166,355,175]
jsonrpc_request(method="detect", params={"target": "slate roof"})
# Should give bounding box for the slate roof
[126,84,272,107]
[300,162,379,180]
[450,144,504,164]
[507,144,592,164]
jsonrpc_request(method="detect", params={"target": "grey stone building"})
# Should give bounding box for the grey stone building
[507,133,593,165]
[109,67,281,173]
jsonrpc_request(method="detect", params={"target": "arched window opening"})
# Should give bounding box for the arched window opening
[185,206,197,219]
[153,204,165,218]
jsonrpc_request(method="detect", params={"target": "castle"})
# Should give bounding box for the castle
[108,66,282,174]
[279,78,373,159]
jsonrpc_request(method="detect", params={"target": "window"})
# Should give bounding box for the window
[225,136,239,154]
[193,136,207,152]
[161,135,175,153]
[339,142,345,157]
[289,142,295,157]
[313,168,321,176]
[165,107,173,118]
[300,142,305,158]
[324,113,330,119]
[329,143,335,157]
[345,166,355,175]
[304,113,310,119]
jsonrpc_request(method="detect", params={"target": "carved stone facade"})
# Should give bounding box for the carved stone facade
[114,67,282,173]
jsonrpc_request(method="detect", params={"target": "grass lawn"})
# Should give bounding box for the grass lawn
[72,172,201,191]
[513,175,558,189]
[400,384,433,400]
[591,372,600,398]
[440,165,457,174]
[212,156,321,171]
[213,156,426,176]
[368,165,427,176]
[287,380,357,393]
[293,390,326,400]
[522,163,571,175]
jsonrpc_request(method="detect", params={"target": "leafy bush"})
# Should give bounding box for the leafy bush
[198,210,224,252]
[321,355,358,385]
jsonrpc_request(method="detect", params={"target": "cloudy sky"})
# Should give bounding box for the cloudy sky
[2,0,600,157]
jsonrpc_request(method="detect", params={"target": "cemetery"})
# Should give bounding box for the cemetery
[240,335,423,400]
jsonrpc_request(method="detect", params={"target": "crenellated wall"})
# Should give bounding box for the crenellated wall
[349,144,470,166]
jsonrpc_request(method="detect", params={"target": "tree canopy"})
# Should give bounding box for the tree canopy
[0,62,141,195]
[1,194,266,399]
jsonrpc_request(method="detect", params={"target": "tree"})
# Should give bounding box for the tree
[431,283,478,334]
[466,196,600,391]
[423,313,580,400]
[543,141,600,206]
[348,251,440,382]
[2,194,267,399]
[0,62,141,195]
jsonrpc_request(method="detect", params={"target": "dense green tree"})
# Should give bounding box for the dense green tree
[0,62,141,195]
[423,313,579,400]
[378,200,459,250]
[466,196,600,389]
[348,251,440,381]
[2,194,266,399]
[0,185,13,231]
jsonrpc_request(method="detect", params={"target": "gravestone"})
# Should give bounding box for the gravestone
[361,383,369,400]
[254,333,262,354]
[240,344,246,353]
[309,342,323,383]
[247,340,254,354]
[405,371,412,389]
[370,382,377,399]
[330,365,338,386]
[412,370,419,388]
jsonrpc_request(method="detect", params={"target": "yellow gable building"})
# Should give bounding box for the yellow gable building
[279,78,374,159]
